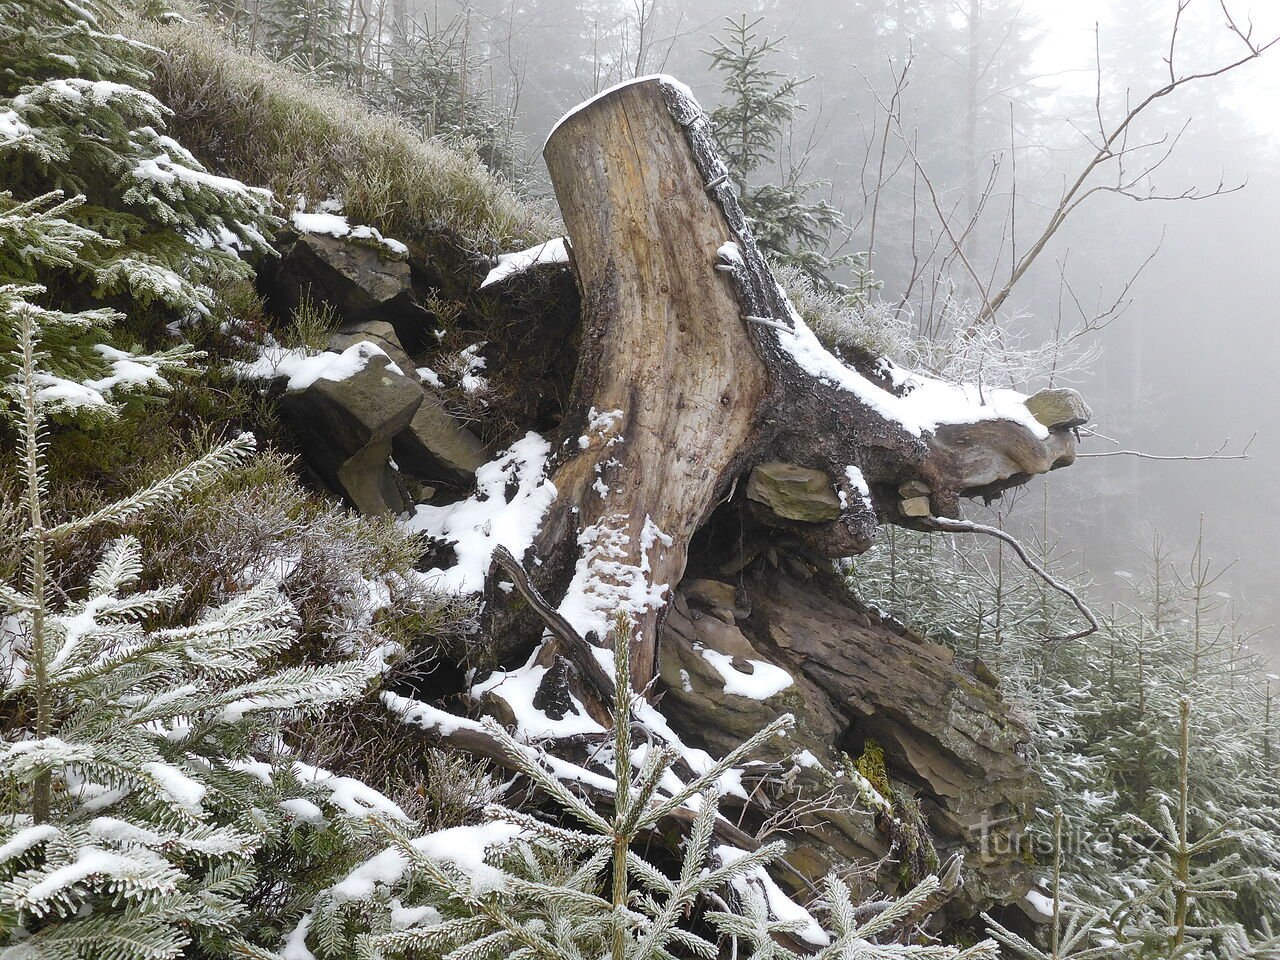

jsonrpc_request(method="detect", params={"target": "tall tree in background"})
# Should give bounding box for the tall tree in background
[706,14,872,297]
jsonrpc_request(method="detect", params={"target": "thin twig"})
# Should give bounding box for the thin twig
[1079,433,1255,462]
[923,517,1100,642]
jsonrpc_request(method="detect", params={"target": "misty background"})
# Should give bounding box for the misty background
[405,0,1280,651]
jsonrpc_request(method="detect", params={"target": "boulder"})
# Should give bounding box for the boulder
[745,462,842,523]
[392,392,491,486]
[262,230,433,344]
[1024,387,1092,430]
[328,320,414,375]
[279,352,423,515]
[329,320,490,487]
[899,479,931,498]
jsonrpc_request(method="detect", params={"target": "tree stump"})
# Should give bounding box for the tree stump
[526,77,1078,690]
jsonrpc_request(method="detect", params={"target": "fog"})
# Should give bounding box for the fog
[426,0,1280,651]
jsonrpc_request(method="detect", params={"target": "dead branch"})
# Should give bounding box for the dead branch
[976,0,1277,322]
[488,545,616,701]
[923,516,1100,642]
[1078,433,1255,462]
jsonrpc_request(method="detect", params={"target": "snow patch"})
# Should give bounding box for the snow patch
[557,515,670,641]
[470,648,606,741]
[290,209,408,256]
[717,844,829,946]
[405,433,556,594]
[699,648,793,700]
[231,340,402,391]
[1025,888,1056,918]
[773,292,1048,439]
[480,237,569,288]
[547,74,702,146]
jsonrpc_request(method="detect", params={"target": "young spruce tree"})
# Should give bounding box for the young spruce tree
[0,298,380,958]
[706,15,872,299]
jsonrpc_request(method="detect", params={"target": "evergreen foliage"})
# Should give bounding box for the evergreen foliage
[706,15,873,299]
[848,522,1280,956]
[0,300,396,958]
[0,0,277,420]
[295,627,1000,960]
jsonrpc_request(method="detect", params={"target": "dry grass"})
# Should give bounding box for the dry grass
[129,9,557,256]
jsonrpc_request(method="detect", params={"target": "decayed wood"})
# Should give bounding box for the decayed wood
[518,77,1082,692]
[537,80,772,690]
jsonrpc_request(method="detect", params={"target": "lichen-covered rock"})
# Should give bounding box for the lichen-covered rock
[1024,387,1092,430]
[746,462,842,522]
[280,353,422,514]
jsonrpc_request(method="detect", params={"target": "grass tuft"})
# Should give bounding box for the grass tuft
[129,9,557,256]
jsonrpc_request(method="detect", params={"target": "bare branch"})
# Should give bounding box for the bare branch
[1078,433,1256,462]
[923,517,1100,642]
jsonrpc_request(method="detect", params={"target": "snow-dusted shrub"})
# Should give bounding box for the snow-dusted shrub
[134,449,475,663]
[0,301,395,958]
[290,629,1000,960]
[781,265,916,366]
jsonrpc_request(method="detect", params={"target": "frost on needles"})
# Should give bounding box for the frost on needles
[0,305,381,959]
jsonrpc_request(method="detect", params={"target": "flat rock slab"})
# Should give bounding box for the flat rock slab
[746,462,842,522]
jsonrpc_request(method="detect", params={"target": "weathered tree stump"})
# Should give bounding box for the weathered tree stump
[366,76,1090,923]
[516,77,1078,691]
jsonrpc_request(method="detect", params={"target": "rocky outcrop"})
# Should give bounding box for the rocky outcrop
[279,352,422,515]
[252,233,501,503]
[658,567,1038,923]
[261,229,433,345]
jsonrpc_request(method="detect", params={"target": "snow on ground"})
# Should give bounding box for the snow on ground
[290,209,408,256]
[403,432,557,595]
[698,647,794,700]
[1025,888,1056,918]
[470,648,606,740]
[480,236,569,288]
[231,339,402,391]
